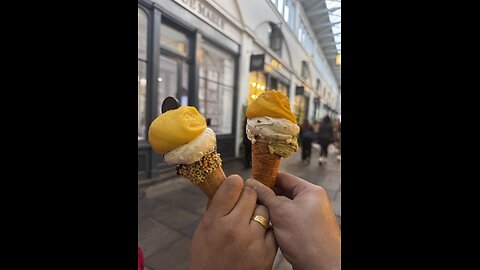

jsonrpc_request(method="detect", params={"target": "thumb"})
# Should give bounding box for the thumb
[245,178,281,209]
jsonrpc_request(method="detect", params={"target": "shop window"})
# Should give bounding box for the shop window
[278,82,289,97]
[157,56,190,115]
[248,72,267,105]
[138,8,147,60]
[313,97,321,122]
[269,77,289,97]
[294,94,306,124]
[270,77,278,91]
[157,21,191,115]
[198,41,235,135]
[138,7,148,140]
[160,23,189,57]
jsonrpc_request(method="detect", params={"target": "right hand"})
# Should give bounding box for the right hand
[245,172,341,270]
[190,175,277,270]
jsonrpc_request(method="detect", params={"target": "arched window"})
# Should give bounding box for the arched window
[301,61,310,81]
[268,22,283,56]
[316,79,321,92]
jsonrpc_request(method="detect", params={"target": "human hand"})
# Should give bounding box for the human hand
[245,172,340,270]
[190,175,277,270]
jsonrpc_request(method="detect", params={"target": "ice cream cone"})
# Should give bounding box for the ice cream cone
[251,141,281,190]
[176,150,226,200]
[245,91,300,190]
[148,100,226,203]
[197,167,226,200]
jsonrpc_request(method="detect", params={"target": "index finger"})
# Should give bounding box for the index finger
[206,174,244,218]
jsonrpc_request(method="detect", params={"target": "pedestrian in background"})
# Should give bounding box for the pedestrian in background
[317,115,334,165]
[299,120,314,164]
[333,119,341,161]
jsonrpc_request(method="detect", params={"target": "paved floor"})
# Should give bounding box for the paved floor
[138,144,341,270]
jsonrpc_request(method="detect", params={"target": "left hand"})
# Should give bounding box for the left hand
[190,175,278,270]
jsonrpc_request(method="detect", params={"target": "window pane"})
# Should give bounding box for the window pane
[138,60,147,140]
[199,42,234,87]
[308,35,313,53]
[158,55,179,115]
[277,0,284,14]
[180,62,189,106]
[284,3,289,22]
[248,71,266,105]
[298,25,303,42]
[304,27,309,45]
[160,24,189,57]
[198,41,235,135]
[278,82,289,97]
[138,8,148,60]
[294,95,305,124]
[289,1,296,29]
[313,98,321,121]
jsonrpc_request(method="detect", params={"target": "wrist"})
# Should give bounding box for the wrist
[291,243,339,270]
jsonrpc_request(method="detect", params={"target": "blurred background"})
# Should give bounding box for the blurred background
[138,0,340,269]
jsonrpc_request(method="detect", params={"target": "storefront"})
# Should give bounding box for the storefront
[292,60,314,124]
[138,0,240,180]
[293,86,310,124]
[322,89,338,119]
[247,53,290,105]
[323,103,334,119]
[313,97,321,122]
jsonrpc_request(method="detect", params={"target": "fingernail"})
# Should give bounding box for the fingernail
[245,178,257,190]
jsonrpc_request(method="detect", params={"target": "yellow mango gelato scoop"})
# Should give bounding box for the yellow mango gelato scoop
[148,106,206,155]
[246,90,297,124]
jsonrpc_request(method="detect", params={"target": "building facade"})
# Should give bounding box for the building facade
[138,0,340,180]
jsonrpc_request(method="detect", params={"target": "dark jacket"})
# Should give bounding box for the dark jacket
[317,122,334,145]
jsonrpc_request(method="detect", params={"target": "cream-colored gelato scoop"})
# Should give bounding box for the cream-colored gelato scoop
[164,128,217,165]
[246,116,299,143]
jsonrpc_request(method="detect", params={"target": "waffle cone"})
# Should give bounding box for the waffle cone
[176,150,225,201]
[197,167,226,200]
[251,141,281,189]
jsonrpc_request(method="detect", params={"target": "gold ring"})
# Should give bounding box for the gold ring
[251,215,269,230]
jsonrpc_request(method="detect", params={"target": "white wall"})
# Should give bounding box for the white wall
[235,32,254,156]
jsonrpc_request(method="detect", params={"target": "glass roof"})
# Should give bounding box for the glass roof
[325,0,341,52]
